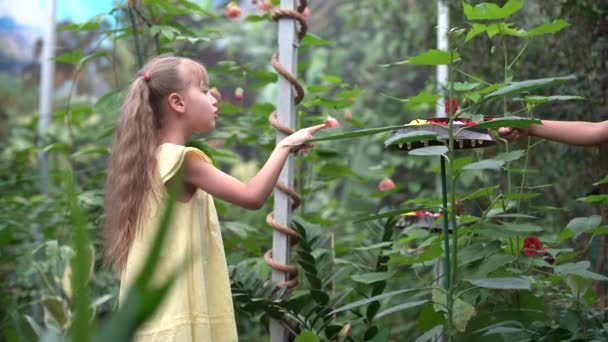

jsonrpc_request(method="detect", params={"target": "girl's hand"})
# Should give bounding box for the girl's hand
[279,124,327,151]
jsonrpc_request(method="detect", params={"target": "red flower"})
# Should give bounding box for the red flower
[444,98,458,115]
[378,178,396,192]
[522,237,543,256]
[226,2,241,19]
[234,87,244,101]
[324,116,340,128]
[258,0,273,12]
[302,7,310,18]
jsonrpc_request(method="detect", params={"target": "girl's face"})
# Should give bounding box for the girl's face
[183,82,218,133]
[181,63,218,133]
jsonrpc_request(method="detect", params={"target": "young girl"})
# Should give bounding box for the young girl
[104,55,326,341]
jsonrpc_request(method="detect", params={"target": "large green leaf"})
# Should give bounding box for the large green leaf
[473,117,541,130]
[483,75,576,99]
[305,125,405,143]
[463,254,514,279]
[526,19,570,37]
[566,215,602,237]
[382,49,460,66]
[463,0,523,20]
[467,277,531,290]
[522,95,585,104]
[494,150,526,162]
[462,159,504,171]
[375,300,429,319]
[555,261,608,281]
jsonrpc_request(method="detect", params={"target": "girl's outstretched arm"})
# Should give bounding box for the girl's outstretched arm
[182,124,326,210]
[498,120,608,146]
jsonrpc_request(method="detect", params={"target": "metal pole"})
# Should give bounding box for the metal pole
[38,0,57,194]
[435,3,450,340]
[436,0,449,118]
[270,1,297,341]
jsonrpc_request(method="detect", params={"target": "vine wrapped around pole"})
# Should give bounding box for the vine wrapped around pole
[264,1,308,289]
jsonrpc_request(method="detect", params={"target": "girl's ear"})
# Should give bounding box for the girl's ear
[167,92,186,114]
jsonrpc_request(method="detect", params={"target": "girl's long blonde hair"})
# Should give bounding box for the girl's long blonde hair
[104,56,209,269]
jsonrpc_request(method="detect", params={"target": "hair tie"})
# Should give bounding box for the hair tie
[142,72,150,81]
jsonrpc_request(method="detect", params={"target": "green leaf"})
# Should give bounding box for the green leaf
[382,49,460,66]
[376,300,429,319]
[41,296,70,329]
[331,288,427,315]
[503,223,543,233]
[448,82,481,91]
[150,25,181,40]
[384,131,439,148]
[461,185,499,200]
[467,277,531,290]
[305,125,405,143]
[522,95,585,104]
[484,75,577,99]
[405,90,442,104]
[466,23,488,42]
[566,215,602,237]
[494,150,525,162]
[409,146,448,156]
[352,272,394,285]
[54,49,82,64]
[502,192,540,200]
[94,91,122,118]
[462,159,504,171]
[526,19,570,37]
[355,242,393,251]
[464,254,514,279]
[432,289,476,332]
[463,0,523,20]
[555,261,608,281]
[473,116,541,129]
[295,331,320,342]
[302,33,332,46]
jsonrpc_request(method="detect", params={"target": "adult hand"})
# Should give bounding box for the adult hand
[498,127,530,141]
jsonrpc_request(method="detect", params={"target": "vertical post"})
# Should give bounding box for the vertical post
[271,1,297,341]
[434,0,449,281]
[435,2,450,340]
[436,0,449,118]
[38,0,57,194]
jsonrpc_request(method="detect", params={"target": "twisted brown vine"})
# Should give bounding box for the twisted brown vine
[264,1,308,288]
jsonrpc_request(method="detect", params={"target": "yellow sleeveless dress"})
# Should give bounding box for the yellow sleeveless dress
[118,143,238,341]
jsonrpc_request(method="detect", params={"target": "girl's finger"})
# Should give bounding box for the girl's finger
[305,124,327,135]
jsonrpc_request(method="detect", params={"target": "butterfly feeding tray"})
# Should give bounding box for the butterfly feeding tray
[387,117,497,151]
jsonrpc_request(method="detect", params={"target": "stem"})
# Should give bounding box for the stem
[453,67,492,86]
[446,43,458,341]
[127,7,144,69]
[507,39,529,70]
[441,157,451,290]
